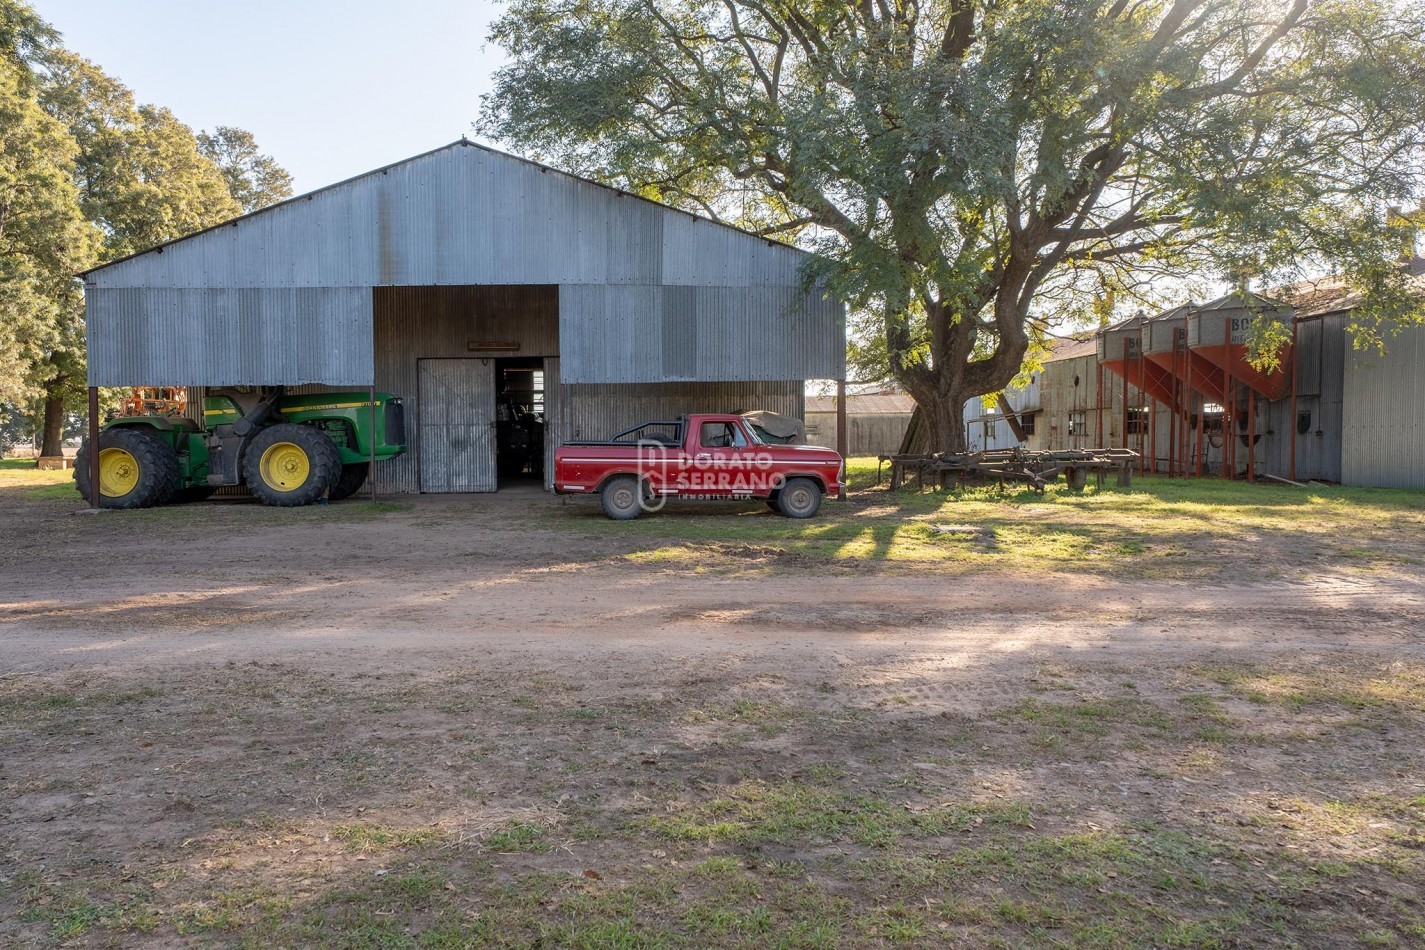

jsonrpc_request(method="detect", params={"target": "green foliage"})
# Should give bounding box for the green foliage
[0,1,290,453]
[0,53,96,405]
[482,0,1425,449]
[197,125,294,213]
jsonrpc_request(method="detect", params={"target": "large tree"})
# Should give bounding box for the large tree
[481,0,1425,451]
[29,49,241,454]
[198,125,294,212]
[0,57,95,410]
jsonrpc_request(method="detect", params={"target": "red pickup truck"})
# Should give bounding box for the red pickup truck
[554,413,844,520]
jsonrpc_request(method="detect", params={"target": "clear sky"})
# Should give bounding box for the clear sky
[32,0,508,194]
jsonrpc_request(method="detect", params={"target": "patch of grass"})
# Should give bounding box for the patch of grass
[997,696,1172,737]
[570,461,1425,579]
[485,820,551,853]
[329,822,442,852]
[641,780,1030,847]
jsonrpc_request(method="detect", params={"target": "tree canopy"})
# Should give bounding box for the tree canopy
[481,0,1425,450]
[198,125,294,213]
[0,0,289,453]
[0,56,95,407]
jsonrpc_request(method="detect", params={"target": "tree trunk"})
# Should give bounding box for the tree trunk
[40,386,66,458]
[899,396,970,455]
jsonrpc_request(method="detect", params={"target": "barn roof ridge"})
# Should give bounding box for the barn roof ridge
[81,139,807,278]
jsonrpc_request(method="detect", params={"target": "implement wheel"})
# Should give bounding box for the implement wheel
[328,462,369,501]
[74,427,180,509]
[244,424,340,506]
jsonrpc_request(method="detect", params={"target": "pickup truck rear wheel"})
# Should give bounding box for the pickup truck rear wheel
[776,477,822,519]
[600,475,646,520]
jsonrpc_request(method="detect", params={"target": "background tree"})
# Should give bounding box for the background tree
[481,0,1425,452]
[198,125,294,212]
[0,56,96,411]
[27,49,241,455]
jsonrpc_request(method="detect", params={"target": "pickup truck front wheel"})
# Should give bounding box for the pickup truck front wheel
[600,475,646,520]
[776,477,822,519]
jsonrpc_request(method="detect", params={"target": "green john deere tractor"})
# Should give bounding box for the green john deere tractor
[75,387,406,509]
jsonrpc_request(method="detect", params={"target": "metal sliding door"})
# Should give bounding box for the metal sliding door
[418,359,497,492]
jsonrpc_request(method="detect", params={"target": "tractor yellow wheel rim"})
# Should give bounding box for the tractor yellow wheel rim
[98,447,140,497]
[259,442,310,491]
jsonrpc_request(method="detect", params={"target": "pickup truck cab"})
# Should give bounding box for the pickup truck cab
[554,413,844,520]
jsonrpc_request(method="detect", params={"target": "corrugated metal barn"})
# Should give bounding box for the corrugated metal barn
[82,141,845,492]
[964,282,1425,489]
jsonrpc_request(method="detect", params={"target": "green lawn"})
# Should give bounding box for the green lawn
[9,454,1424,581]
[577,457,1425,581]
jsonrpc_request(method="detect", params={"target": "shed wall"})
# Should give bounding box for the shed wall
[557,381,804,447]
[85,144,844,388]
[558,284,844,384]
[1341,325,1425,488]
[805,412,912,456]
[85,286,372,387]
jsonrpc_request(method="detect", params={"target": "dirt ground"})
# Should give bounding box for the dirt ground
[1,477,1423,947]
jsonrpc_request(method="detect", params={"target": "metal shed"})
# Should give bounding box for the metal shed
[82,141,846,493]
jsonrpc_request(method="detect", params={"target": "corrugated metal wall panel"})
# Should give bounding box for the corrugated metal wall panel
[559,284,844,383]
[85,286,372,387]
[417,359,498,492]
[806,412,913,456]
[1341,325,1425,488]
[543,357,561,492]
[558,381,804,445]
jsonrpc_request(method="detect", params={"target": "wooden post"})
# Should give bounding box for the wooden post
[1169,329,1179,477]
[1095,361,1104,450]
[369,383,377,503]
[1289,318,1299,483]
[1121,337,1130,454]
[836,378,848,499]
[1250,389,1258,481]
[1221,315,1231,479]
[87,386,100,509]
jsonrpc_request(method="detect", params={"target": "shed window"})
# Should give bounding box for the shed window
[1068,411,1086,437]
[1126,408,1148,435]
[1020,412,1036,436]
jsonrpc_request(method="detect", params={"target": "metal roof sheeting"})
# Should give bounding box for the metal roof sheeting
[85,141,844,387]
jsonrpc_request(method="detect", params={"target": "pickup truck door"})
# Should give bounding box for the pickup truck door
[683,419,760,497]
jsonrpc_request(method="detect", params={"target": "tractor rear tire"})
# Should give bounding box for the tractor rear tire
[328,462,369,501]
[74,427,180,509]
[243,424,341,507]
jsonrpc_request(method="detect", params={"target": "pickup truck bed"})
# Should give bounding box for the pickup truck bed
[554,414,844,520]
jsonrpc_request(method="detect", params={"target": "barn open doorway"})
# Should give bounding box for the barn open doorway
[494,357,546,487]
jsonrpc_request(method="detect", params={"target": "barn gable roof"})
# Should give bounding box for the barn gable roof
[82,139,805,280]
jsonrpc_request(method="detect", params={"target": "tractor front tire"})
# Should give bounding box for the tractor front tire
[74,427,180,509]
[328,462,369,501]
[243,424,341,507]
